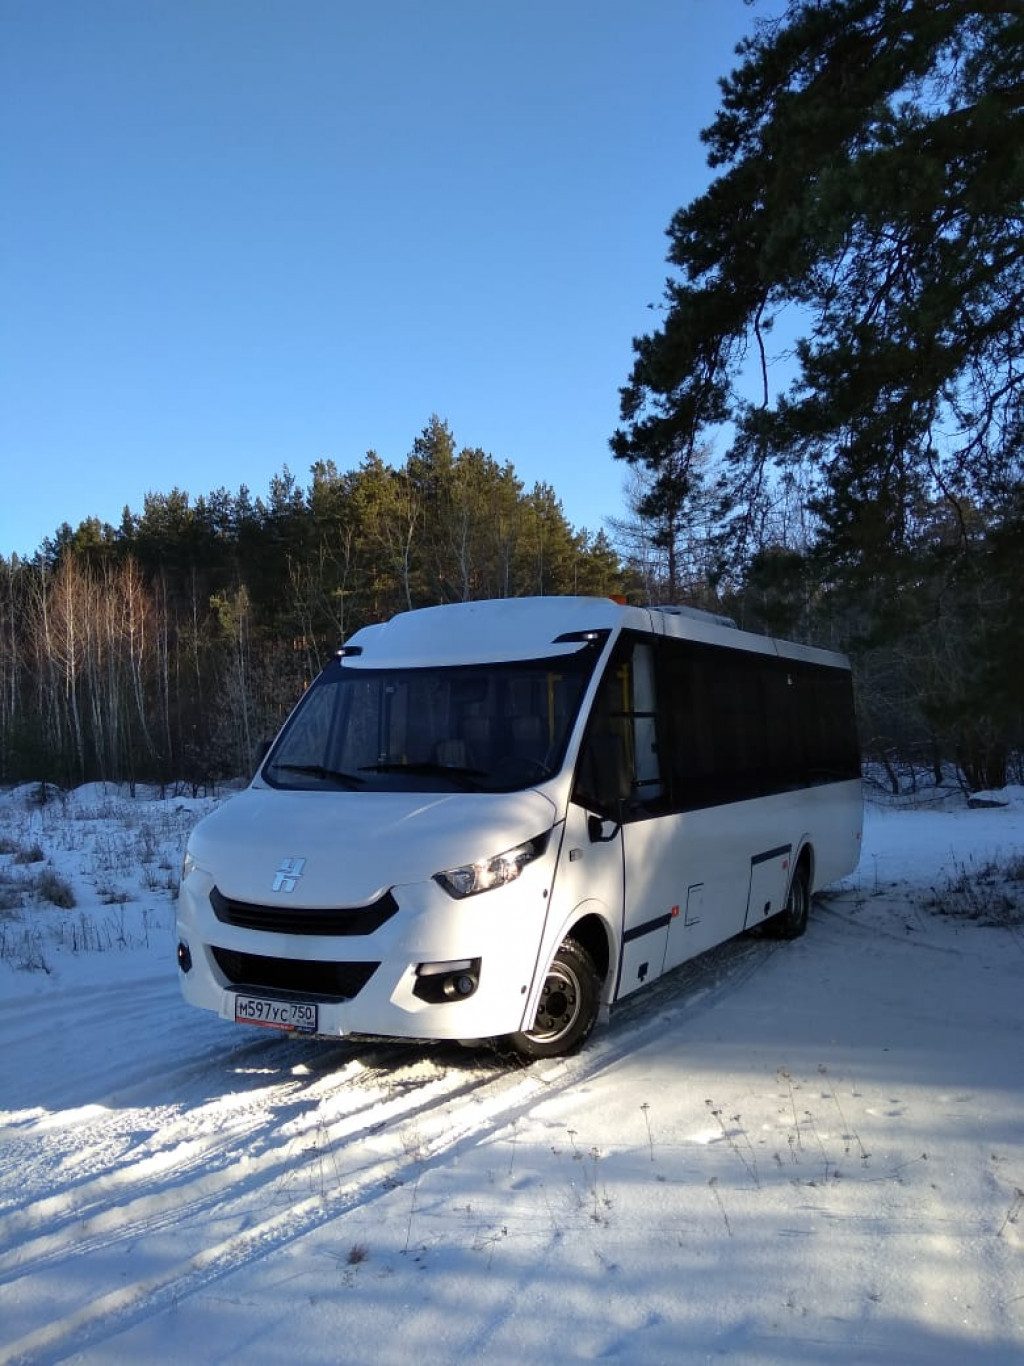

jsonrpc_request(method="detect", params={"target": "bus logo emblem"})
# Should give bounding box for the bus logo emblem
[272,857,306,893]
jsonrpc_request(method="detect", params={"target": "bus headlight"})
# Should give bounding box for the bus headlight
[181,849,203,883]
[434,834,548,899]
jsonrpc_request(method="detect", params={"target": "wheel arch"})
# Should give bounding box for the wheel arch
[522,900,616,1030]
[792,838,815,894]
[508,912,612,1060]
[565,910,613,987]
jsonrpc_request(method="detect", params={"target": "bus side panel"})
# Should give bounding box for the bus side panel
[619,780,863,987]
[619,813,750,989]
[803,777,863,890]
[654,803,782,973]
[743,844,793,932]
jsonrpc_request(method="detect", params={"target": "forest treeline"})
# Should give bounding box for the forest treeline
[0,419,630,790]
[1,413,1020,795]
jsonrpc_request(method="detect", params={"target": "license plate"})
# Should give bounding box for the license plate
[234,994,318,1034]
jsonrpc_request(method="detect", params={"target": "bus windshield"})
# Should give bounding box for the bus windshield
[262,646,601,794]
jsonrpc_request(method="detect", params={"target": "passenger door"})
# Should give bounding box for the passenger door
[573,633,760,1001]
[572,638,674,998]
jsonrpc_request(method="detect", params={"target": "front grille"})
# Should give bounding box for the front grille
[211,947,379,1002]
[210,885,398,936]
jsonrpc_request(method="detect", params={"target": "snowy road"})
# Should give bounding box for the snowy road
[1,787,1023,1364]
[1,933,776,1365]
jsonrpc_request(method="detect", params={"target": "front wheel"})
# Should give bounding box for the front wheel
[507,937,601,1060]
[765,860,811,939]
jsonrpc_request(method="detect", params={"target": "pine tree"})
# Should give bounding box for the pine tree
[614,0,1024,785]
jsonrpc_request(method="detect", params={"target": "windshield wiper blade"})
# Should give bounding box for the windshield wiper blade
[358,761,484,789]
[269,763,364,789]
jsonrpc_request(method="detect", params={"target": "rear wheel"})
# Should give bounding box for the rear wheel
[766,859,811,939]
[508,937,601,1060]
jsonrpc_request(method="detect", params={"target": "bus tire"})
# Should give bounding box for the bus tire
[766,860,810,939]
[508,937,601,1060]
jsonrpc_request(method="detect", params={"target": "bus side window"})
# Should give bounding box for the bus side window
[573,654,631,815]
[573,639,663,817]
[574,730,631,815]
[630,642,663,807]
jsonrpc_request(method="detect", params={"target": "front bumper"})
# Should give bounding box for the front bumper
[175,860,554,1042]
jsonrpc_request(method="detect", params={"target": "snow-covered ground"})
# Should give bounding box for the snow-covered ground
[1,780,1022,1365]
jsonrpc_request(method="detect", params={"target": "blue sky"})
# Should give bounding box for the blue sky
[1,1,777,561]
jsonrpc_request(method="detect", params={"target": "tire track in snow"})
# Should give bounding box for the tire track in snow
[0,930,780,1365]
[0,1054,562,1365]
[0,1045,496,1282]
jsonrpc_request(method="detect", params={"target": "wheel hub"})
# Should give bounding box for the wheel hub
[534,972,578,1035]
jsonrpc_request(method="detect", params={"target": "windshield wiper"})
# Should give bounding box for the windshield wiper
[269,763,364,789]
[358,761,484,789]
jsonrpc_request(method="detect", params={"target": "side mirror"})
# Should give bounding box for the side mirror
[587,813,621,843]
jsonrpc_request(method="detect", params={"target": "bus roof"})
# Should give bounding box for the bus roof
[341,596,850,671]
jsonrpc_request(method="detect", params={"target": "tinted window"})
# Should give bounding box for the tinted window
[659,639,859,809]
[573,639,664,818]
[574,633,859,816]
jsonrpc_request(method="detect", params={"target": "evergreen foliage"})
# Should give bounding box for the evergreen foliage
[614,0,1024,788]
[0,420,631,788]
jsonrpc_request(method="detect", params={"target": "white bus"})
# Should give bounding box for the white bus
[177,596,862,1058]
